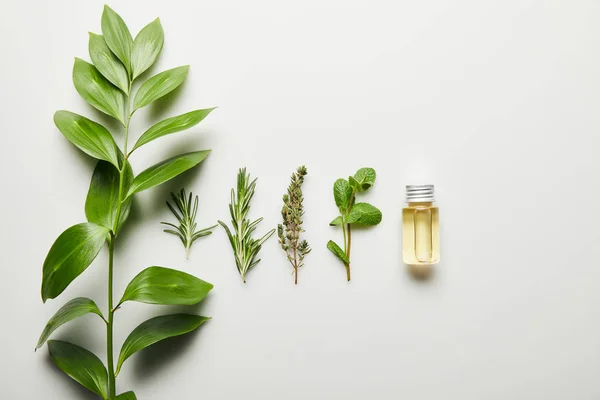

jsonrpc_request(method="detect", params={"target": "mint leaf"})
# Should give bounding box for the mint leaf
[333,178,353,213]
[353,167,376,192]
[329,216,343,226]
[346,202,382,226]
[327,241,349,264]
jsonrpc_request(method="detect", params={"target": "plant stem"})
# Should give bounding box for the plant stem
[346,224,352,281]
[107,236,116,399]
[106,94,132,400]
[292,239,298,285]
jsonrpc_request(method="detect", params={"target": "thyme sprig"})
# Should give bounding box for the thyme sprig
[162,189,217,259]
[219,168,275,283]
[278,166,311,284]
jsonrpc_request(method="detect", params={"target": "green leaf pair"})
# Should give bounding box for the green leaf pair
[38,266,212,349]
[328,168,382,281]
[101,6,163,81]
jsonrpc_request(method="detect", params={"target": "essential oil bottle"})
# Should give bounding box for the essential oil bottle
[402,185,440,265]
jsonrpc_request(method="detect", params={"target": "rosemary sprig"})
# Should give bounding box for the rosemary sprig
[218,168,275,283]
[278,166,311,284]
[162,189,217,259]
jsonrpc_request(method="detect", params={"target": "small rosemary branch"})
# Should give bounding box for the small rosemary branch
[162,189,217,259]
[218,168,275,283]
[278,166,311,284]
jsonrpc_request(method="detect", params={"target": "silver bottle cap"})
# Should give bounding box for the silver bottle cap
[406,184,435,202]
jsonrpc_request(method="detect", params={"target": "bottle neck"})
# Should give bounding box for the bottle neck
[406,201,434,208]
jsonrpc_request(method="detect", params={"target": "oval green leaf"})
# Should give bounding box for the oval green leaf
[117,392,137,400]
[333,178,353,213]
[345,202,382,226]
[116,314,210,375]
[101,5,133,74]
[329,216,343,226]
[48,340,108,398]
[133,66,189,111]
[327,240,349,264]
[119,266,213,306]
[131,18,164,80]
[54,111,120,168]
[131,108,216,153]
[353,167,376,192]
[36,298,103,350]
[85,160,134,233]
[42,223,109,302]
[73,58,126,125]
[89,33,129,94]
[125,150,211,199]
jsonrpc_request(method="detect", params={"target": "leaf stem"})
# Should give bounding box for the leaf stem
[123,116,130,158]
[107,235,116,399]
[346,224,352,281]
[107,88,133,400]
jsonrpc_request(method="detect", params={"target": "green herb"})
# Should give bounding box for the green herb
[278,166,311,284]
[162,189,217,259]
[219,168,275,283]
[328,167,382,281]
[37,6,216,399]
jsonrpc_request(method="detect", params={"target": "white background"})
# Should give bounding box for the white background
[1,0,599,399]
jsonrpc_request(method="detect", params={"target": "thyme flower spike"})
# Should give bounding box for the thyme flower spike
[278,166,311,284]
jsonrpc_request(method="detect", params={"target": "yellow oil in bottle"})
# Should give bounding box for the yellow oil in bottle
[402,185,439,265]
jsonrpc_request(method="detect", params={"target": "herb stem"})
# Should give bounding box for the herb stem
[107,93,132,400]
[107,236,116,399]
[346,224,352,281]
[293,244,298,285]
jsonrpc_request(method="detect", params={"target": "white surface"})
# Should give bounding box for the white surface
[1,0,599,398]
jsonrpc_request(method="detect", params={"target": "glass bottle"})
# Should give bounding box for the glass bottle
[402,185,440,265]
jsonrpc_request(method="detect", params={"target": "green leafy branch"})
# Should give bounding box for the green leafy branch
[37,6,216,399]
[219,168,275,283]
[162,189,217,259]
[327,167,382,281]
[278,166,311,284]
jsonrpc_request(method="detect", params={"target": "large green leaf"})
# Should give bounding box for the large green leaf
[346,202,382,226]
[54,111,120,168]
[119,266,213,306]
[131,108,216,153]
[116,314,210,375]
[131,18,164,80]
[352,167,376,192]
[133,66,189,111]
[73,58,126,125]
[116,392,137,400]
[333,178,353,213]
[36,298,103,350]
[327,240,349,264]
[89,33,129,94]
[42,223,109,302]
[48,340,108,398]
[85,160,134,233]
[101,5,133,74]
[125,150,210,199]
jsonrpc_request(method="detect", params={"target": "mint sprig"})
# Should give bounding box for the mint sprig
[327,167,382,281]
